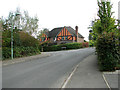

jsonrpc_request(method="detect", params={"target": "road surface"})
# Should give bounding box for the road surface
[3,48,95,88]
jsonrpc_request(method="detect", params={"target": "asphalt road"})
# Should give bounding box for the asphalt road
[3,48,95,88]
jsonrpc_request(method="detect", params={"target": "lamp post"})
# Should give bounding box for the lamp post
[11,13,21,59]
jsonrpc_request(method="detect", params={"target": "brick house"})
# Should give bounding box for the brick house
[39,26,84,44]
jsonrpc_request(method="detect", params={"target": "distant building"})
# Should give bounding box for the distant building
[39,26,84,44]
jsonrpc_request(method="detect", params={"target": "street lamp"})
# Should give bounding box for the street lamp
[11,13,21,59]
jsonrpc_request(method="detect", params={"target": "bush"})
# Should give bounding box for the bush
[2,46,41,60]
[82,42,89,47]
[96,32,119,71]
[63,43,83,49]
[43,42,83,52]
[89,40,94,47]
[2,30,11,47]
[2,47,11,59]
[19,31,40,47]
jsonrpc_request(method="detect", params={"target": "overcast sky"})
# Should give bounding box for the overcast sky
[0,0,119,41]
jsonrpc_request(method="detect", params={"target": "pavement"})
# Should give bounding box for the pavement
[65,53,119,90]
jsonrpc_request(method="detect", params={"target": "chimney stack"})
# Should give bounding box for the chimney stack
[75,26,78,42]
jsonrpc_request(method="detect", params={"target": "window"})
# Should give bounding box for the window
[42,37,45,41]
[53,37,56,42]
[62,37,64,40]
[65,36,68,40]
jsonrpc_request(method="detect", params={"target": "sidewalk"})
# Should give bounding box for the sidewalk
[65,53,119,89]
[2,52,50,66]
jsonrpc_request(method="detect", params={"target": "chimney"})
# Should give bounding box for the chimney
[75,26,78,42]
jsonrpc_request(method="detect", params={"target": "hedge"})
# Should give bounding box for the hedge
[2,46,41,60]
[43,42,84,52]
[96,32,119,71]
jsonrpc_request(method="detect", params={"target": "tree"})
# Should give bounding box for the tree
[89,0,117,41]
[97,0,117,33]
[37,28,49,40]
[94,0,120,71]
[21,11,39,35]
[1,8,39,35]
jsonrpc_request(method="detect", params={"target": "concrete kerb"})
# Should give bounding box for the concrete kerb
[61,52,95,88]
[61,52,119,89]
[2,53,51,66]
[102,70,120,90]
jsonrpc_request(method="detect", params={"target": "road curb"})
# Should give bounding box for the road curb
[61,63,80,89]
[102,70,119,90]
[61,53,94,89]
[2,53,51,66]
[102,73,111,90]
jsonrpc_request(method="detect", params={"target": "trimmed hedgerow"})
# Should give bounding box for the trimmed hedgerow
[96,32,119,71]
[43,42,83,52]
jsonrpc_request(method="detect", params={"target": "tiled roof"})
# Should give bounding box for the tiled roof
[44,31,49,37]
[45,26,84,38]
[49,27,63,37]
[65,26,84,38]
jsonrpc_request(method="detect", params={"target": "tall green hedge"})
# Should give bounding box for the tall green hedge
[96,33,119,71]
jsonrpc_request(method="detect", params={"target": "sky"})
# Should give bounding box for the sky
[0,0,119,41]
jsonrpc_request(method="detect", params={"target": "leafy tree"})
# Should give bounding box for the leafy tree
[21,11,39,35]
[1,8,39,35]
[37,28,49,40]
[89,0,118,43]
[19,31,40,47]
[92,0,120,71]
[97,0,117,33]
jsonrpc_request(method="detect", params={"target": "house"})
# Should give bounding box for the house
[39,26,84,44]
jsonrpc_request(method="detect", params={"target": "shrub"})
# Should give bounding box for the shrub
[2,47,11,59]
[63,43,83,49]
[19,31,40,47]
[2,46,41,60]
[43,42,83,52]
[82,42,89,47]
[43,45,61,51]
[96,32,119,71]
[89,40,94,47]
[2,30,11,47]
